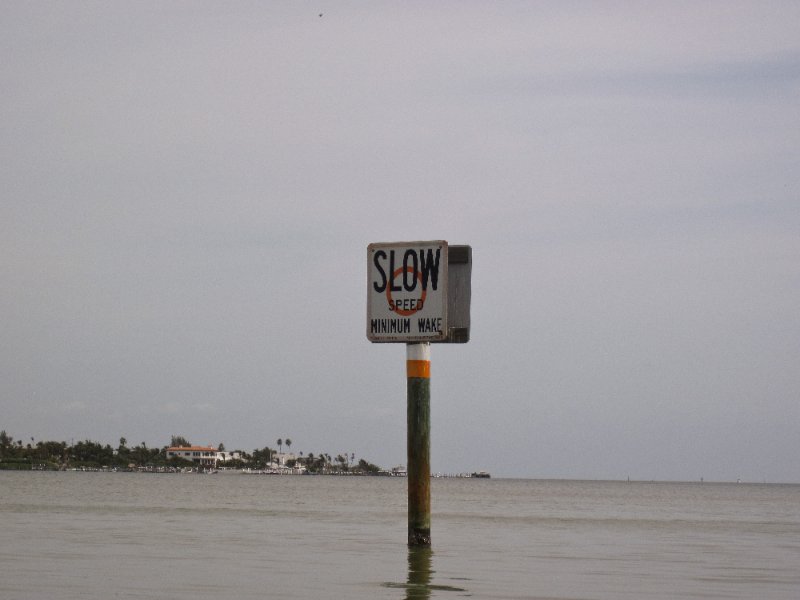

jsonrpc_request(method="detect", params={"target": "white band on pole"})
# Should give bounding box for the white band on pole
[406,342,431,362]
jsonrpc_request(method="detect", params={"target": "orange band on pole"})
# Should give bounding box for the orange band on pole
[407,360,431,379]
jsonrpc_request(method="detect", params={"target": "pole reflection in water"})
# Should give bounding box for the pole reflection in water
[405,546,433,600]
[381,547,467,598]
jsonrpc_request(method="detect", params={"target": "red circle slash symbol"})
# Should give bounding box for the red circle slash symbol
[386,267,427,316]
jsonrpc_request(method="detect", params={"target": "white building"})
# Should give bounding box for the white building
[215,450,242,463]
[273,452,297,467]
[166,446,244,468]
[166,446,218,467]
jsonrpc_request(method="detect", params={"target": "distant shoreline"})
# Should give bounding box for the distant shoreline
[3,470,796,485]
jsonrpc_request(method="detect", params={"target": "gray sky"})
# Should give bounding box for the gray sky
[2,2,798,481]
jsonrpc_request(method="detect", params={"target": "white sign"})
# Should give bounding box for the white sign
[367,241,448,342]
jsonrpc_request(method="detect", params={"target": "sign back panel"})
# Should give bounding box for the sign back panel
[367,241,448,342]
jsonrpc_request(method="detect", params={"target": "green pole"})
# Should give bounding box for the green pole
[407,342,431,546]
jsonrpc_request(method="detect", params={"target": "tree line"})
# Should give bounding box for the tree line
[0,430,382,474]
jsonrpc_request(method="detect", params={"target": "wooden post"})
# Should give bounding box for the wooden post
[407,342,431,546]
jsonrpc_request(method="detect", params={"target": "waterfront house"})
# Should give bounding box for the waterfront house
[166,446,219,468]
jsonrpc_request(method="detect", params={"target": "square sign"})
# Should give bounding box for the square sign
[367,241,448,342]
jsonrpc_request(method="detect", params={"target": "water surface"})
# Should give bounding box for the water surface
[2,473,798,599]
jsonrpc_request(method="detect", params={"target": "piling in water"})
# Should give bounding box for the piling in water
[407,343,431,546]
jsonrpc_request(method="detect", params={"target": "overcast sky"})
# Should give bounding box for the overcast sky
[2,2,798,481]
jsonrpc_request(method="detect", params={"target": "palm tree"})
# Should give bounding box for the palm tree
[0,430,12,457]
[285,439,292,453]
[336,454,347,471]
[277,439,283,454]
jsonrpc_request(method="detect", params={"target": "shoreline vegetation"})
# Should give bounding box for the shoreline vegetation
[0,430,390,476]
